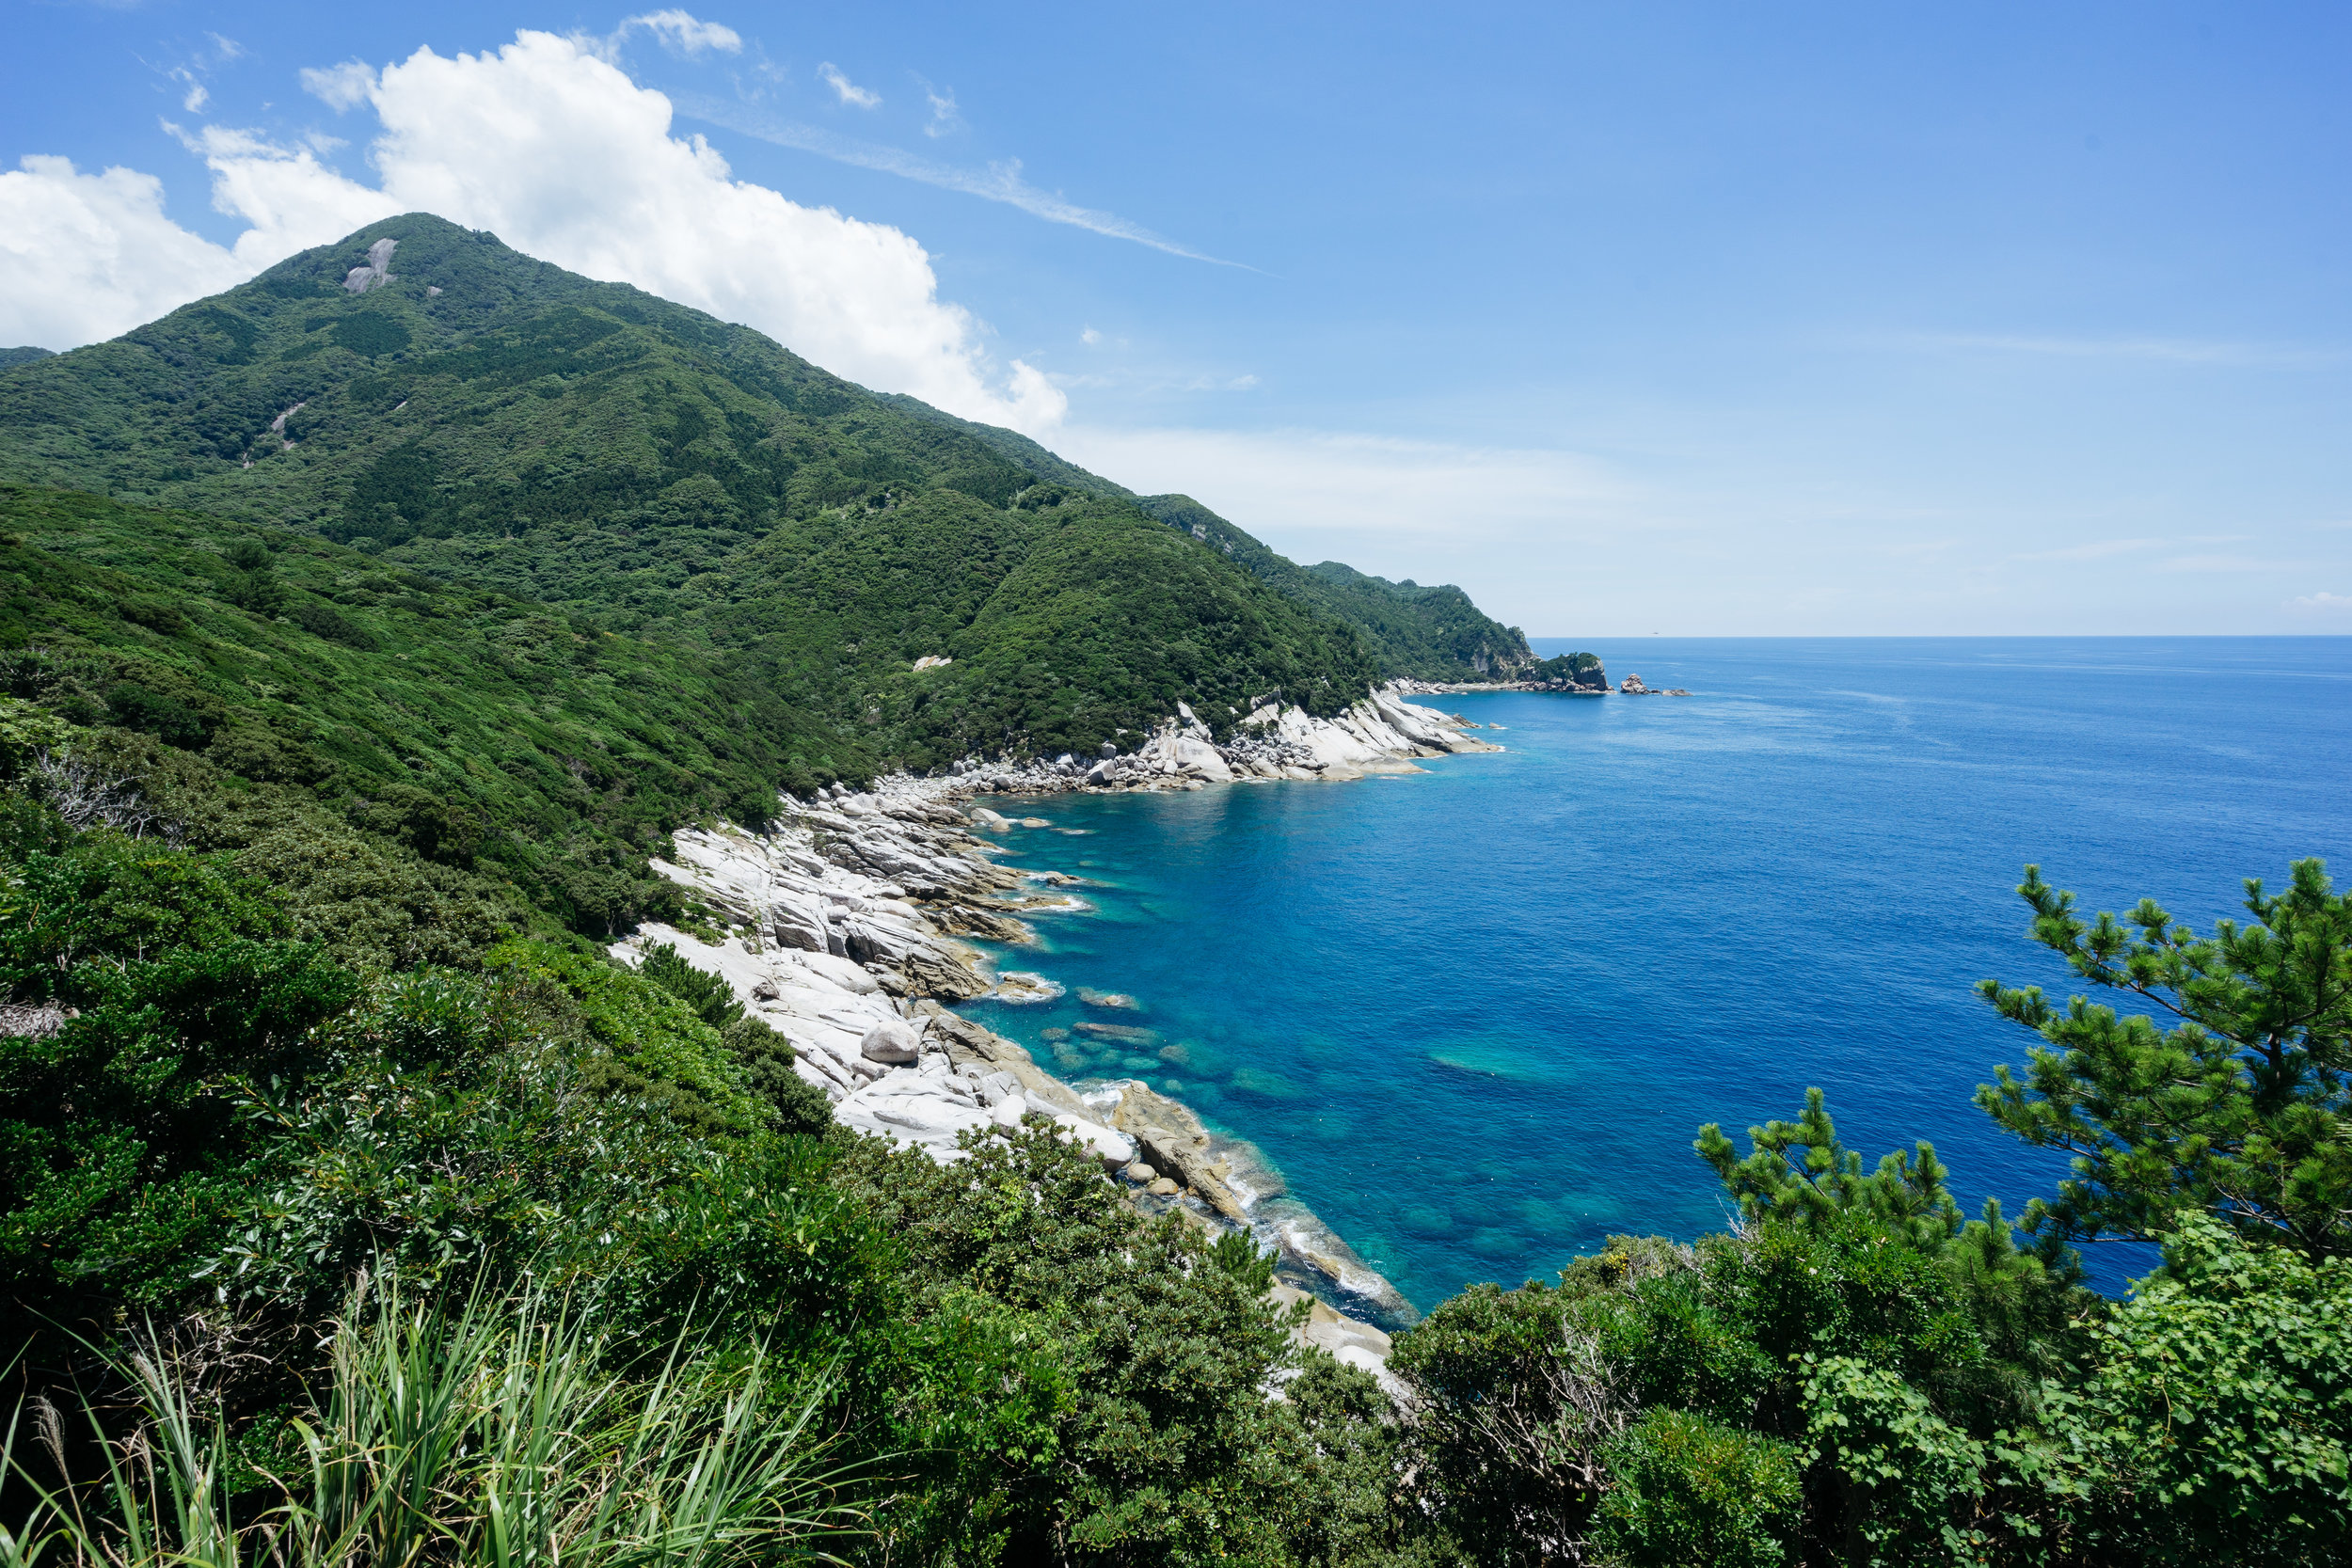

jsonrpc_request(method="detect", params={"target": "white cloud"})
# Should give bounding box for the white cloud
[0,155,250,348]
[922,83,961,137]
[679,95,1243,266]
[167,121,401,269]
[2289,591,2352,613]
[300,60,377,112]
[819,62,880,108]
[206,33,246,61]
[0,27,1061,433]
[170,71,210,113]
[618,10,743,55]
[1080,325,1101,345]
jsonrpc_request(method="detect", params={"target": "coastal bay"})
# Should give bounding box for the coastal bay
[960,636,2352,1307]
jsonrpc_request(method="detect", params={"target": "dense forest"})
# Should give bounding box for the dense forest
[3,219,2345,1566]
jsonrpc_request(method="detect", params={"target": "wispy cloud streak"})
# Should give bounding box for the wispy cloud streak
[676,93,1249,268]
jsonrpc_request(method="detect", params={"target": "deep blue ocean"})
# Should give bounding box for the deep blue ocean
[964,639,2351,1309]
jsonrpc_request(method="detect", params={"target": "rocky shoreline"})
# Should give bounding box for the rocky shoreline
[1394,674,1691,696]
[611,684,1491,1342]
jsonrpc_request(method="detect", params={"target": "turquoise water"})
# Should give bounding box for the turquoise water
[963,638,2352,1309]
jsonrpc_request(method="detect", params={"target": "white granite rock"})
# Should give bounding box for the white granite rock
[861,1018,921,1063]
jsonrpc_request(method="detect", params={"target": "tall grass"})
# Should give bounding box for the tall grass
[0,1279,862,1568]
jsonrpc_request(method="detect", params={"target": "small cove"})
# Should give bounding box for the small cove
[962,637,2352,1308]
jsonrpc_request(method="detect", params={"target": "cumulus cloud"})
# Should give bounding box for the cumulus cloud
[819,62,880,107]
[167,122,402,267]
[0,156,250,348]
[2290,591,2352,612]
[1,24,1062,432]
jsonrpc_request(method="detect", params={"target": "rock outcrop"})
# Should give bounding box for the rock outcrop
[1077,685,1500,789]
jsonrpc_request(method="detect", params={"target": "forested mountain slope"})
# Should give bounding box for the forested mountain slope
[0,216,1384,761]
[867,397,1534,681]
[0,214,1518,735]
[1133,495,1533,679]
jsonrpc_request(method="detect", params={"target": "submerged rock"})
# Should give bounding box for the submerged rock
[1074,1021,1160,1046]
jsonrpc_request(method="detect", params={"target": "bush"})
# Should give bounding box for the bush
[1593,1409,1801,1568]
[2052,1214,2352,1564]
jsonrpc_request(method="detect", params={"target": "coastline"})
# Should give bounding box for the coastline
[612,684,1494,1335]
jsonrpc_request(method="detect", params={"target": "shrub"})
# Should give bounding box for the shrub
[1594,1408,1802,1568]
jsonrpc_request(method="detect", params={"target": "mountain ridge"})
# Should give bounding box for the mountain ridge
[0,214,1530,687]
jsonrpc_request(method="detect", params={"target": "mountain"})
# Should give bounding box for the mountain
[0,348,55,372]
[0,215,1394,760]
[0,214,1490,935]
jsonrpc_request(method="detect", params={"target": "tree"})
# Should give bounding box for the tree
[1977,860,2352,1259]
[1699,1086,1971,1251]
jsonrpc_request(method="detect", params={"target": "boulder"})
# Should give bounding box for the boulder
[860,1018,921,1064]
[1170,735,1233,782]
[1148,1178,1182,1196]
[1123,1162,1157,1184]
[1053,1113,1136,1165]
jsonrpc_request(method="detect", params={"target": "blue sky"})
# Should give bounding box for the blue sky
[4,1,2347,635]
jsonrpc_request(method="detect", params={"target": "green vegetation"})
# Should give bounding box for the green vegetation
[5,1281,861,1568]
[1133,495,1534,681]
[1978,859,2352,1259]
[1527,649,1606,687]
[0,215,1544,934]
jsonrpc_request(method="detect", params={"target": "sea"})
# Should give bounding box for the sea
[962,638,2351,1311]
